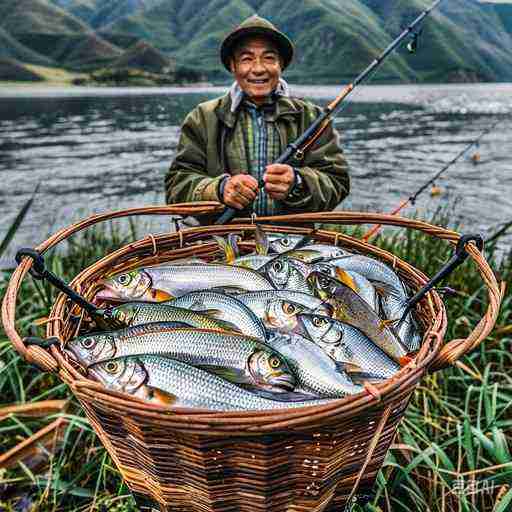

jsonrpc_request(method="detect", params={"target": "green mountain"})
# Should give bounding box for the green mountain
[0,27,55,66]
[1,0,512,82]
[0,57,45,81]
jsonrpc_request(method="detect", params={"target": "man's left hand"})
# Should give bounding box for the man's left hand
[263,164,295,200]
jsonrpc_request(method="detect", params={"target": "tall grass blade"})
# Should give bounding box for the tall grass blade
[0,183,40,258]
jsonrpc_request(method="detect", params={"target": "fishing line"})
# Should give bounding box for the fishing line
[361,119,500,242]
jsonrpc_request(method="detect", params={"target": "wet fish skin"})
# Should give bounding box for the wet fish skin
[170,290,267,342]
[259,256,313,294]
[381,295,422,351]
[98,264,275,302]
[105,302,243,333]
[297,313,400,380]
[90,356,336,411]
[312,263,379,311]
[67,323,295,392]
[236,290,332,325]
[267,333,362,398]
[308,271,409,363]
[267,233,306,253]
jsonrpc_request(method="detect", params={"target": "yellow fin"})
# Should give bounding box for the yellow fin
[151,289,173,302]
[335,268,357,292]
[255,225,269,255]
[147,386,177,406]
[213,235,235,264]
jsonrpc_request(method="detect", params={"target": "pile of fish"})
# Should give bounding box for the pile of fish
[65,229,421,411]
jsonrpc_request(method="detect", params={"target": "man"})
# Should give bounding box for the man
[165,15,349,221]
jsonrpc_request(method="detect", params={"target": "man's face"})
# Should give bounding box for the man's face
[230,37,282,104]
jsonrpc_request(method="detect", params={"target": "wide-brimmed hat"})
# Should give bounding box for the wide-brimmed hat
[220,15,294,71]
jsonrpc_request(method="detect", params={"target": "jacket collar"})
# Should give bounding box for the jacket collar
[215,81,300,128]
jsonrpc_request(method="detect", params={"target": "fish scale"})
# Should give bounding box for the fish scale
[91,356,337,411]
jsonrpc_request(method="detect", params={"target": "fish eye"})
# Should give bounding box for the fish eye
[282,302,298,315]
[281,238,291,247]
[81,338,95,349]
[273,260,284,272]
[117,274,131,285]
[269,355,281,368]
[104,361,119,374]
[313,316,328,328]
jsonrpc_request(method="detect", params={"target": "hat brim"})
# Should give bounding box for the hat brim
[220,26,294,72]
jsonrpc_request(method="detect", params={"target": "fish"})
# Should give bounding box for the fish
[101,302,243,334]
[236,290,332,331]
[259,256,313,294]
[381,295,422,352]
[89,356,337,411]
[66,323,295,393]
[170,290,267,342]
[232,254,274,270]
[327,255,408,300]
[308,271,410,364]
[312,263,379,311]
[297,313,400,380]
[95,264,274,302]
[267,333,363,398]
[267,233,308,253]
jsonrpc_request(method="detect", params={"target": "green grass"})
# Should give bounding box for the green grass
[1,213,511,511]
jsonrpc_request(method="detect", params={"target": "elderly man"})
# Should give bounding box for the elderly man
[165,15,349,221]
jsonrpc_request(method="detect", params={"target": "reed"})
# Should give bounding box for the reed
[0,214,510,512]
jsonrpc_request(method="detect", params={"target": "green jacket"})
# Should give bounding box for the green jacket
[165,92,350,220]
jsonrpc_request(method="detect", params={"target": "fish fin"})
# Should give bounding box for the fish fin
[255,225,269,255]
[335,268,357,292]
[209,286,246,296]
[351,373,384,384]
[399,354,414,367]
[227,234,241,258]
[213,235,236,264]
[197,366,249,384]
[379,318,398,331]
[195,308,223,318]
[146,386,177,406]
[336,361,364,374]
[210,319,243,334]
[150,289,173,302]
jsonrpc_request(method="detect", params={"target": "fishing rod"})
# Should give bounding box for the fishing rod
[361,119,500,242]
[215,0,443,225]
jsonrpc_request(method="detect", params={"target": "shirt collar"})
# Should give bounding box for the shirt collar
[229,78,291,113]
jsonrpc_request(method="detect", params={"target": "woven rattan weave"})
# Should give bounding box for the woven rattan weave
[2,203,503,511]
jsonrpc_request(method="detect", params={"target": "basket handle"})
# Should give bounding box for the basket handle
[2,203,222,370]
[234,211,503,372]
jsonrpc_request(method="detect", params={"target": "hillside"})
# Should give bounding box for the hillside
[0,57,44,81]
[0,27,55,66]
[1,0,512,83]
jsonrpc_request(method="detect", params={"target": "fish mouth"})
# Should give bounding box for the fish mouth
[268,373,296,392]
[94,286,122,301]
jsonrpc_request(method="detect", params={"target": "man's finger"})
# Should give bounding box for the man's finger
[265,183,289,194]
[238,184,257,200]
[238,175,259,191]
[265,165,289,175]
[264,174,292,185]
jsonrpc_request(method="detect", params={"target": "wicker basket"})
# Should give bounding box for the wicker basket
[2,203,503,512]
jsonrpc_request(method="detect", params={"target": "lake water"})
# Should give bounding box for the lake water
[0,83,511,266]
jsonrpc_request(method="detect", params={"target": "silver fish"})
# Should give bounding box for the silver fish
[232,254,274,270]
[103,302,243,333]
[236,290,332,330]
[308,271,410,364]
[267,333,362,398]
[381,295,422,352]
[67,323,295,393]
[267,233,308,253]
[259,256,313,293]
[312,263,379,311]
[297,313,400,380]
[96,264,274,302]
[171,290,267,342]
[90,356,336,411]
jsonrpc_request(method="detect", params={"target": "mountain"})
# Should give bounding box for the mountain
[112,40,173,72]
[0,0,123,68]
[0,27,55,66]
[1,0,512,82]
[0,57,45,81]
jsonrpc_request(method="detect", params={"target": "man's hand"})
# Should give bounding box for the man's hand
[223,174,258,210]
[263,164,295,200]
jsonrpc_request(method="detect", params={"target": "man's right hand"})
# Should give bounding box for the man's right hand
[222,175,259,210]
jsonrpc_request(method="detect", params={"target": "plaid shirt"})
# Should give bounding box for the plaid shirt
[228,96,282,216]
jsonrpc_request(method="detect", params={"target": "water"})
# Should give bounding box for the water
[0,83,511,266]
